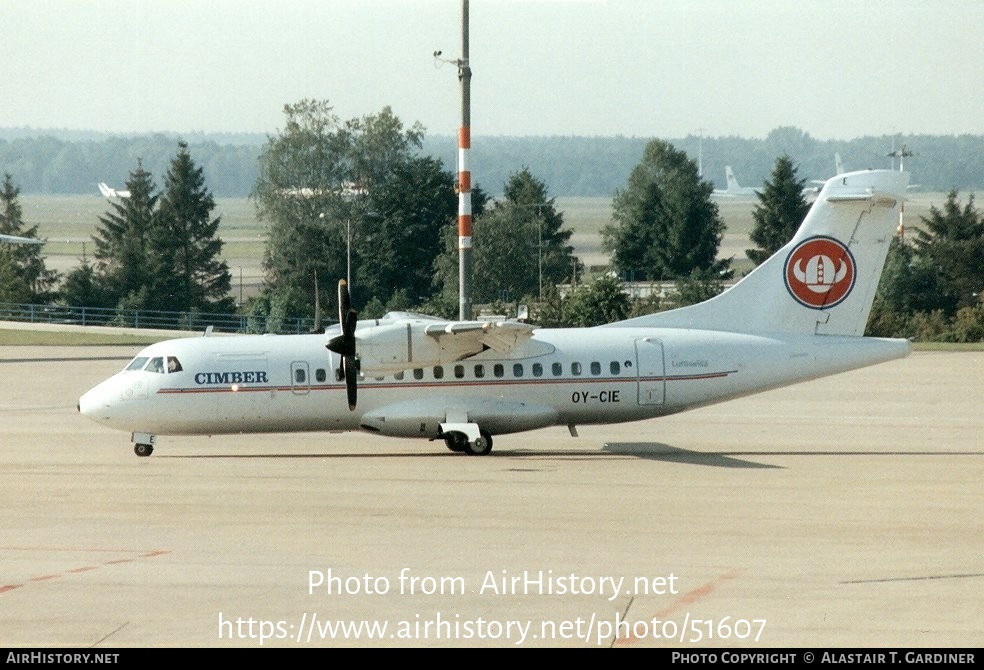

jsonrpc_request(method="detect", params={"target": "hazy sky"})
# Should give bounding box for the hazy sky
[3,0,981,139]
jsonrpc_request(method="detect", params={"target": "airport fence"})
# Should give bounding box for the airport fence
[0,302,320,335]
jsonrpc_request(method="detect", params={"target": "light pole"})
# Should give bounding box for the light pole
[319,212,352,290]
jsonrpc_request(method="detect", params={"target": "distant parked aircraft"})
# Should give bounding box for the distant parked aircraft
[98,182,130,198]
[711,166,762,199]
[0,234,44,245]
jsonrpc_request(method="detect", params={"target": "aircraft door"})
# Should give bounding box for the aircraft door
[290,361,311,395]
[634,338,665,405]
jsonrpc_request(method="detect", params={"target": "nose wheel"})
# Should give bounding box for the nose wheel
[131,432,157,457]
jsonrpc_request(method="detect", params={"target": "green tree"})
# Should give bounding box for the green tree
[603,139,729,282]
[0,174,57,301]
[60,259,105,308]
[746,154,811,266]
[910,190,984,314]
[153,141,234,313]
[92,163,159,309]
[561,273,631,327]
[255,100,432,321]
[352,155,456,307]
[0,248,32,303]
[434,168,580,305]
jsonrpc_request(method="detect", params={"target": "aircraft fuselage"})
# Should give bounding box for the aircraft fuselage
[79,327,909,441]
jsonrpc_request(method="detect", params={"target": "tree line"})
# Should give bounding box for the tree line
[1,127,982,198]
[1,101,981,342]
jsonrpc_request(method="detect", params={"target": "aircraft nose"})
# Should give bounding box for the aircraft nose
[78,379,127,426]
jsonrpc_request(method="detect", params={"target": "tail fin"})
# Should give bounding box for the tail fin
[725,166,739,191]
[611,169,909,337]
[98,182,113,197]
[835,153,845,175]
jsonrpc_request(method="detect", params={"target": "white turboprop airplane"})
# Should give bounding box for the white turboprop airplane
[98,182,131,198]
[80,169,911,458]
[711,166,762,198]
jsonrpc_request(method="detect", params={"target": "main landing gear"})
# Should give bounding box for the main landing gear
[442,427,493,456]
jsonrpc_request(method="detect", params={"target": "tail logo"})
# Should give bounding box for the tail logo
[784,236,856,309]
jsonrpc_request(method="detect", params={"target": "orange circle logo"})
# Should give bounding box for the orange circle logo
[784,236,856,309]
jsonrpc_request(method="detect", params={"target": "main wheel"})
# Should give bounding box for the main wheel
[464,431,493,456]
[444,431,469,453]
[134,443,154,457]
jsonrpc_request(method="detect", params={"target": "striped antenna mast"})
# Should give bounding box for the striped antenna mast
[457,0,473,320]
[435,0,473,319]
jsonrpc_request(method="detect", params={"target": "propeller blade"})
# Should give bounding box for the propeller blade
[343,357,358,411]
[328,278,359,410]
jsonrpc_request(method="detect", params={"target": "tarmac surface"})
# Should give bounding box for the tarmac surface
[1,342,981,648]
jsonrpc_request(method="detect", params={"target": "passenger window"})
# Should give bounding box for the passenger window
[145,357,165,374]
[433,366,444,379]
[126,357,149,371]
[552,362,562,376]
[532,363,543,377]
[493,364,504,378]
[316,368,327,383]
[513,363,524,377]
[294,368,306,383]
[474,365,485,378]
[591,361,601,375]
[610,361,620,375]
[413,368,424,380]
[167,356,183,373]
[394,371,404,381]
[454,365,465,379]
[571,362,582,376]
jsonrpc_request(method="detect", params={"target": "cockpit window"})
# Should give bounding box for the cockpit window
[167,356,183,373]
[145,357,165,374]
[126,357,149,371]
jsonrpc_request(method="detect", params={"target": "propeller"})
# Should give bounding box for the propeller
[326,279,359,410]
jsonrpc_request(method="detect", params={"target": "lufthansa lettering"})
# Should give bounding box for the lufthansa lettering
[194,370,269,385]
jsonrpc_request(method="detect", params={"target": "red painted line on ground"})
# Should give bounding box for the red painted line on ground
[0,549,171,596]
[613,568,746,646]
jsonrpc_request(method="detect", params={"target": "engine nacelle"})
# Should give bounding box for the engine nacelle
[358,397,559,437]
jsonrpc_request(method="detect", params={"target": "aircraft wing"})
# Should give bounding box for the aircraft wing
[351,313,543,375]
[423,319,537,354]
[0,234,44,245]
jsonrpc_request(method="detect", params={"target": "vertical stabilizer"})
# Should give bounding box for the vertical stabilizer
[610,169,910,337]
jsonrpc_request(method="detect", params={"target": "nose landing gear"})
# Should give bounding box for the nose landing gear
[131,432,157,457]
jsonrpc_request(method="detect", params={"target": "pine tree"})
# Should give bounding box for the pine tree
[603,140,728,281]
[92,162,159,309]
[444,168,580,304]
[911,190,984,314]
[0,173,57,301]
[154,141,233,313]
[746,155,811,266]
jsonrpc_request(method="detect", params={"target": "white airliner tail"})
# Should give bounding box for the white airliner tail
[612,169,910,337]
[725,165,740,190]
